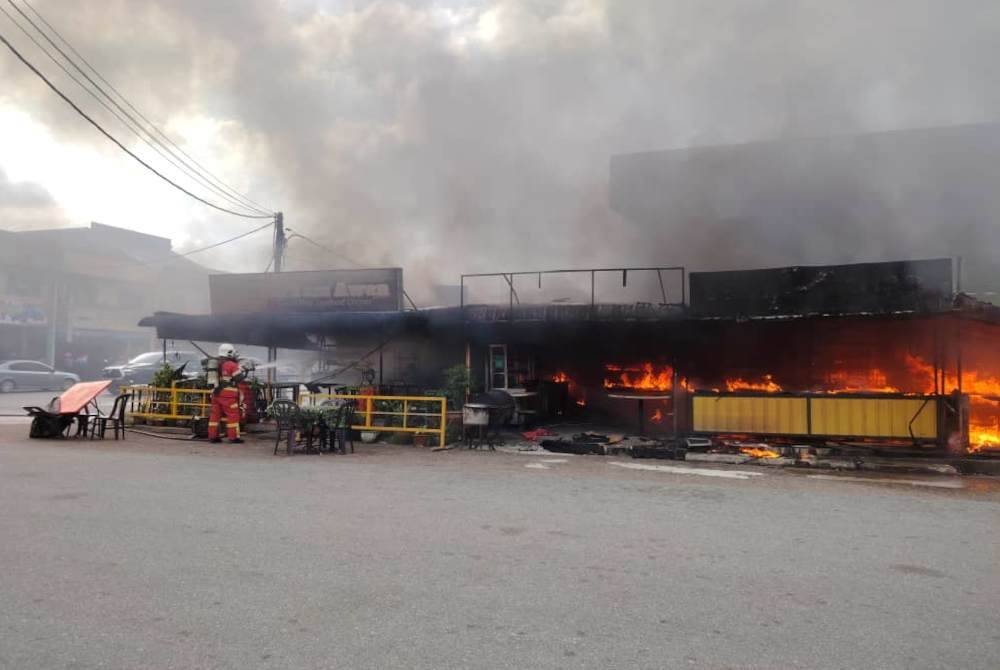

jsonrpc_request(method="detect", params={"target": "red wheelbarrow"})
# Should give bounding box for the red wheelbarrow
[23,380,113,439]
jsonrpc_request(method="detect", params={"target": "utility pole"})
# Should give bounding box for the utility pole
[267,212,285,380]
[45,277,58,367]
[272,211,285,273]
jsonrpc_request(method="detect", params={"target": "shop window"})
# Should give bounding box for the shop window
[486,345,535,390]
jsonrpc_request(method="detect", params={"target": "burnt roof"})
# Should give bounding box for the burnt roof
[689,258,953,319]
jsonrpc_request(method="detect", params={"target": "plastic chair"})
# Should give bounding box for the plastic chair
[90,393,132,440]
[317,400,343,454]
[269,400,300,456]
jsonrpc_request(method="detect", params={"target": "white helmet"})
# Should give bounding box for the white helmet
[218,343,238,358]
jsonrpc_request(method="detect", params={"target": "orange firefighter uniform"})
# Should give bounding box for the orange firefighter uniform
[208,358,244,443]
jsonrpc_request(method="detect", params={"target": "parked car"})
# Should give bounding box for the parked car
[102,351,202,388]
[0,360,80,392]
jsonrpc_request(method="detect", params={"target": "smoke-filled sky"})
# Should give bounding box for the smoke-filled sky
[1,0,998,301]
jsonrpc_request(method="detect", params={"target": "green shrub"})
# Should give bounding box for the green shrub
[442,364,470,409]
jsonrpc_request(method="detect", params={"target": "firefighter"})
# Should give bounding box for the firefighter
[207,343,245,444]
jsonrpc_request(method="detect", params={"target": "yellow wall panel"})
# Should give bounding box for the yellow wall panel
[693,395,938,440]
[693,396,809,435]
[810,397,937,439]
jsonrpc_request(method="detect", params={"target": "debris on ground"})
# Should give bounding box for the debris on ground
[540,438,606,455]
[521,428,558,441]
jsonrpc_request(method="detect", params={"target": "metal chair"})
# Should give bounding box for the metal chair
[90,393,132,440]
[269,400,300,456]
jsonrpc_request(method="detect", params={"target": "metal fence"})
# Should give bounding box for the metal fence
[123,383,211,422]
[459,266,687,319]
[301,393,448,448]
[123,384,449,448]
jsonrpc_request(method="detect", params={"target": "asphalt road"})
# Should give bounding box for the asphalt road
[0,429,997,669]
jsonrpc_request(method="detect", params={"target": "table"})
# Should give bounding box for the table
[24,380,112,439]
[606,392,672,435]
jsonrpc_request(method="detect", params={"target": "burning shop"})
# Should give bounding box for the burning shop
[458,259,1000,456]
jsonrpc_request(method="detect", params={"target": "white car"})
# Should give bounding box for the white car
[102,351,201,388]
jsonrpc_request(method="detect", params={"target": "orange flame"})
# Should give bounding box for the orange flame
[551,371,570,383]
[725,375,783,393]
[969,428,1000,453]
[650,408,664,423]
[821,368,901,394]
[903,354,937,393]
[960,370,1000,398]
[740,446,781,459]
[604,363,675,391]
[969,396,1000,453]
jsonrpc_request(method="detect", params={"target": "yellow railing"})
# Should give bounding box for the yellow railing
[122,385,450,447]
[123,383,212,422]
[301,393,448,448]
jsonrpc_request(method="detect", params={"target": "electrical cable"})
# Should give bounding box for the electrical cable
[285,230,362,268]
[0,27,274,218]
[0,4,264,217]
[6,0,272,216]
[168,220,275,261]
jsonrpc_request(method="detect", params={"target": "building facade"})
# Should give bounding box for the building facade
[0,223,211,379]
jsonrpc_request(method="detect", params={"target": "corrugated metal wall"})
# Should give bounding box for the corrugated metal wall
[693,394,938,440]
[810,397,937,439]
[693,396,808,434]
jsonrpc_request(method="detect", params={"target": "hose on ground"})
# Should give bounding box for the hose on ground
[125,427,199,441]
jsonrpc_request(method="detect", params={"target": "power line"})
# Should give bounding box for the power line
[0,27,274,218]
[174,220,275,260]
[0,6,265,217]
[13,0,272,216]
[285,229,362,267]
[1,1,270,217]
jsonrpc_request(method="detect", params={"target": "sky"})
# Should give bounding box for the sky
[0,0,998,301]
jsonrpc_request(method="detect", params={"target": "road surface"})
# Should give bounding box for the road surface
[0,428,997,669]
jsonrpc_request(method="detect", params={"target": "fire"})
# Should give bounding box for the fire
[549,371,587,408]
[960,370,1000,398]
[740,446,781,459]
[821,368,900,394]
[969,397,1000,453]
[969,426,1000,454]
[903,354,937,393]
[725,375,783,393]
[604,363,675,391]
[650,408,664,423]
